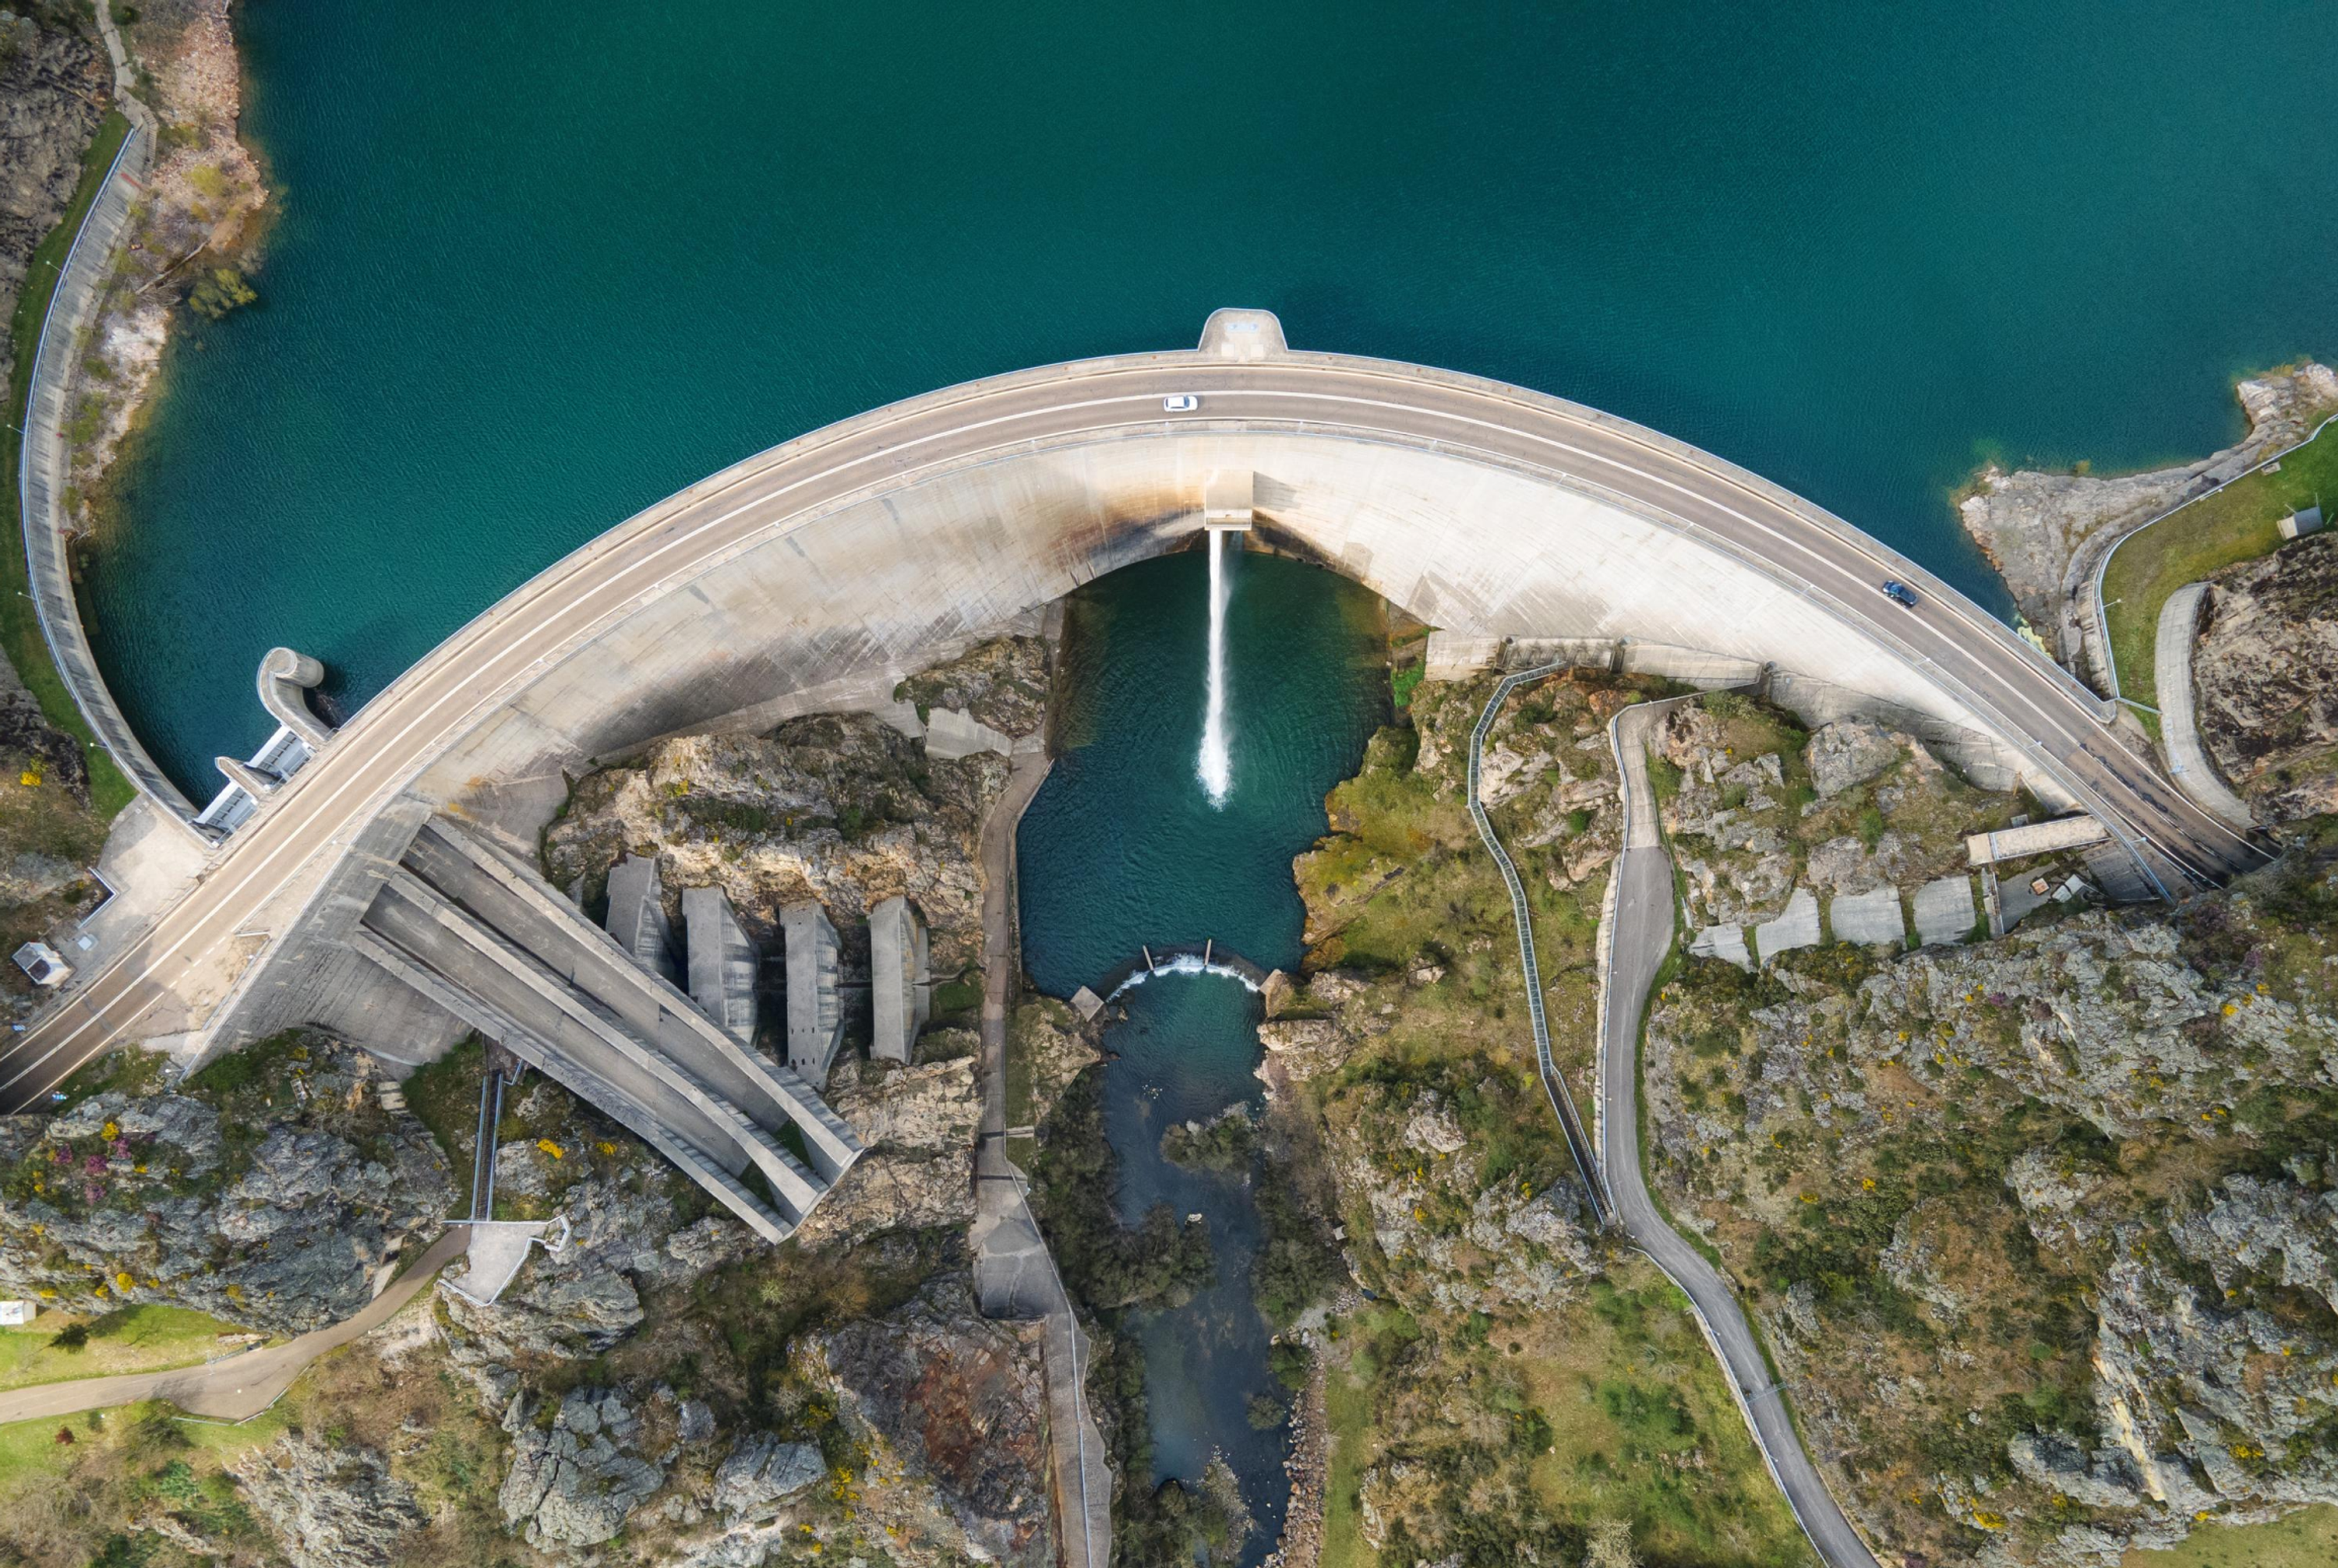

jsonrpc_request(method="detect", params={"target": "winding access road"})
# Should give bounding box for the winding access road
[0,328,2265,1111]
[1599,700,1880,1568]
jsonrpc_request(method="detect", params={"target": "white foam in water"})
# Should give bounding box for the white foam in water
[1196,528,1232,806]
[1106,952,1263,1001]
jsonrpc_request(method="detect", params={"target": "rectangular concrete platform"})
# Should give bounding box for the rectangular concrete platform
[1912,875,1979,946]
[1828,886,1907,947]
[1753,888,1821,966]
[1690,924,1752,969]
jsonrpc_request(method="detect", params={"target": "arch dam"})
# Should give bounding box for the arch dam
[0,309,2263,1117]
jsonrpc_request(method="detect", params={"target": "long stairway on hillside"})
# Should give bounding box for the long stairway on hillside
[353,818,860,1242]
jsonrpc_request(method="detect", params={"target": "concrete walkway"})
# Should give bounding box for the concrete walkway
[1597,701,1882,1568]
[0,1228,466,1426]
[965,754,1111,1568]
[2153,584,2255,831]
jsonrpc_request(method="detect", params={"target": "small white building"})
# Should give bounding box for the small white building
[11,943,71,987]
[0,1301,39,1326]
[2279,505,2325,541]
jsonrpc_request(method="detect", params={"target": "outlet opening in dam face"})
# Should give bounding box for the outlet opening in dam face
[1017,548,1390,1562]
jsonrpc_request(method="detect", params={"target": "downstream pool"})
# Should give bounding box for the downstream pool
[1017,549,1386,1560]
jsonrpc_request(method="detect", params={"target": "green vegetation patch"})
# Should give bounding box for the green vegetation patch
[2102,411,2338,708]
[0,1305,254,1395]
[2122,1503,2338,1568]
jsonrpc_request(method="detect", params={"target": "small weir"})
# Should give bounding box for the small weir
[1097,942,1270,1002]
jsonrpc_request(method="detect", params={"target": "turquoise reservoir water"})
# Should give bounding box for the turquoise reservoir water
[1018,551,1386,1554]
[83,0,2338,795]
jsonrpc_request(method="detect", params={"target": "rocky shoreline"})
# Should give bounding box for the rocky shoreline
[1957,361,2338,683]
[63,0,267,539]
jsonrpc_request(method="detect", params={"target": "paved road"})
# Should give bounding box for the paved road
[0,1228,466,1426]
[0,332,2265,1110]
[1598,701,1878,1568]
[2152,584,2255,831]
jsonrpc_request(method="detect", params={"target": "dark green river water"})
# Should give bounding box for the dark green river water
[1019,551,1387,1555]
[83,0,2338,794]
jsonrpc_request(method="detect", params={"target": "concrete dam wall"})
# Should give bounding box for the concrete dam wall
[196,309,2155,1065]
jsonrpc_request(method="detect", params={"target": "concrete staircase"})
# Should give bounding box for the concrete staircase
[355,818,860,1242]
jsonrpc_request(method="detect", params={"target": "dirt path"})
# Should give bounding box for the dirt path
[0,1229,466,1426]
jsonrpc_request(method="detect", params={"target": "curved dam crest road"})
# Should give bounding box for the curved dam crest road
[0,313,2265,1110]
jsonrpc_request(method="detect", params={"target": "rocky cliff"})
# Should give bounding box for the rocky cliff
[0,1031,454,1334]
[1958,362,2338,673]
[0,7,103,396]
[2193,535,2338,825]
[1641,699,2338,1564]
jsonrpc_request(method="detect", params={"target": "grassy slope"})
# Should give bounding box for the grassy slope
[0,1305,256,1396]
[2123,1505,2338,1568]
[3,108,135,820]
[2122,1505,2338,1568]
[2100,417,2338,711]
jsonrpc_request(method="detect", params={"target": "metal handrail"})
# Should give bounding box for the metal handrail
[1466,660,1611,1227]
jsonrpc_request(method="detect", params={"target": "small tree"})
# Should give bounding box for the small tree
[51,1321,89,1351]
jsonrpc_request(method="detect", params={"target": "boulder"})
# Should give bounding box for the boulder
[712,1433,825,1518]
[229,1435,427,1568]
[500,1387,666,1548]
[1805,719,1902,798]
[810,1279,1052,1568]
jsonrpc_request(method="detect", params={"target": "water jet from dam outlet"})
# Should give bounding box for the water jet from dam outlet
[1198,528,1234,807]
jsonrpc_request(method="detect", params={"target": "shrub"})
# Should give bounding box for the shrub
[186,267,257,320]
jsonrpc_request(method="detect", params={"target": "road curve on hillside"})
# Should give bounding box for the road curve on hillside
[1599,698,1881,1568]
[0,321,2264,1110]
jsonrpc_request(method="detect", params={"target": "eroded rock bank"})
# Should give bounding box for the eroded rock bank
[63,0,267,538]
